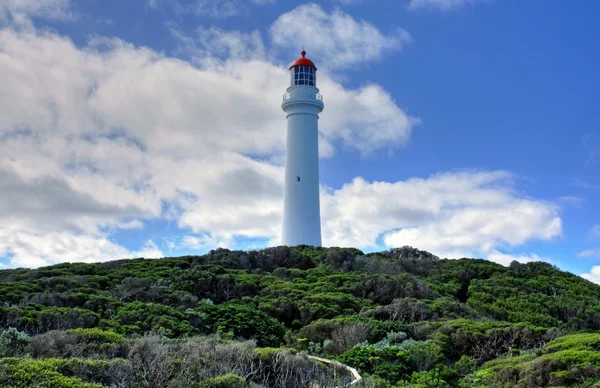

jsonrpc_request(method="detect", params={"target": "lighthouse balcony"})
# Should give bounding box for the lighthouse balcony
[282,88,324,103]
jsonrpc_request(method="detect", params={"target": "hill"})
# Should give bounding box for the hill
[1,246,600,387]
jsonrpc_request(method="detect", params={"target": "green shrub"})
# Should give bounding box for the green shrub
[0,358,103,388]
[338,345,410,383]
[0,327,29,357]
[463,333,600,387]
[29,329,129,359]
[199,303,286,347]
[198,373,245,388]
[398,339,444,371]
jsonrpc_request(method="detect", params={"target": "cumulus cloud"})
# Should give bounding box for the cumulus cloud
[0,166,148,234]
[181,235,231,250]
[407,0,489,12]
[270,3,411,69]
[582,266,600,285]
[0,230,162,268]
[322,171,561,261]
[0,0,72,28]
[169,25,267,62]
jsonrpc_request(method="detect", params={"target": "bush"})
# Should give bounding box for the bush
[0,358,104,388]
[29,328,129,359]
[463,333,600,388]
[0,327,29,357]
[199,304,286,347]
[398,339,444,371]
[198,373,245,388]
[338,345,410,383]
[397,367,452,388]
[455,355,477,377]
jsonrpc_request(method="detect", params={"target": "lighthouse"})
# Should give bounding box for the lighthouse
[281,50,324,247]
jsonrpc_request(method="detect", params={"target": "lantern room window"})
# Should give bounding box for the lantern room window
[291,65,316,86]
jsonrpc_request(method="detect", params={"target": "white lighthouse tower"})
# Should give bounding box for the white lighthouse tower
[281,50,324,247]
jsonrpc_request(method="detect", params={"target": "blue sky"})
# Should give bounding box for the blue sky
[0,0,599,281]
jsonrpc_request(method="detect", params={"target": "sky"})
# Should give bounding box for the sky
[0,0,599,281]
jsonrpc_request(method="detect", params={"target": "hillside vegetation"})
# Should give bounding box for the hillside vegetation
[1,246,600,387]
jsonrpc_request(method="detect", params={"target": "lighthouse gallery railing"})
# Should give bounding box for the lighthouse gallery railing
[283,89,323,103]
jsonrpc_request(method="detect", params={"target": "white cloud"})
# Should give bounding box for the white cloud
[0,165,151,234]
[578,249,600,259]
[149,0,275,15]
[582,266,600,285]
[181,234,231,250]
[0,228,162,268]
[0,0,72,28]
[188,0,244,18]
[322,171,561,259]
[486,251,551,266]
[170,25,266,61]
[407,0,489,12]
[578,223,600,260]
[318,81,419,154]
[270,3,411,69]
[148,0,247,18]
[147,0,161,8]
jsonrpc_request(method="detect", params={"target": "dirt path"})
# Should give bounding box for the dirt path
[307,355,363,387]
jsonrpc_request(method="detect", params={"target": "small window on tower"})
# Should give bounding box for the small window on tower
[297,176,301,182]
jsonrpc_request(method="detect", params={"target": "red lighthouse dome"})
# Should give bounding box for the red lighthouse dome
[289,50,317,70]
